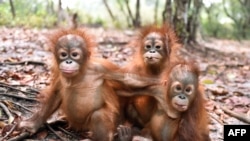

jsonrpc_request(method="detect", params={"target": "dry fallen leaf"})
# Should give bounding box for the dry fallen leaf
[211,86,228,96]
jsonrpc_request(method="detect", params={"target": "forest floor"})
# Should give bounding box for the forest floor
[0,27,249,141]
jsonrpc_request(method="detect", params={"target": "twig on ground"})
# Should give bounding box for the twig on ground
[0,93,37,101]
[10,101,34,113]
[7,132,30,141]
[209,113,224,125]
[46,124,67,141]
[98,41,127,45]
[26,88,40,94]
[0,124,17,141]
[0,82,38,95]
[58,126,78,139]
[0,61,46,66]
[0,102,14,123]
[221,106,250,124]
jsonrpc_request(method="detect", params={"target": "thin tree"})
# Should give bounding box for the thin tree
[134,0,141,27]
[46,0,55,15]
[154,0,159,24]
[57,0,63,24]
[125,0,134,26]
[124,0,141,28]
[9,0,15,19]
[173,0,190,44]
[103,0,116,21]
[70,13,78,29]
[187,0,202,43]
[223,0,250,39]
[117,0,131,27]
[162,0,172,23]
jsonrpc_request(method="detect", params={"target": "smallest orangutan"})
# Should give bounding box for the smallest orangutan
[112,61,210,141]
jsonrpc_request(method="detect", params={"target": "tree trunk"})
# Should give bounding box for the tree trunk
[162,0,172,23]
[173,0,189,44]
[154,0,159,24]
[222,0,242,39]
[125,0,141,28]
[46,0,55,15]
[70,13,78,29]
[187,0,202,43]
[9,0,15,19]
[57,0,62,24]
[236,0,250,38]
[103,0,116,21]
[243,0,250,38]
[134,0,141,27]
[125,0,134,27]
[117,0,131,27]
[58,0,62,11]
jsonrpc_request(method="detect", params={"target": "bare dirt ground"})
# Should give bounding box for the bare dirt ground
[0,27,250,140]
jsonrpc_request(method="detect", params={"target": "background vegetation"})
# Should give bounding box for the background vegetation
[0,0,250,41]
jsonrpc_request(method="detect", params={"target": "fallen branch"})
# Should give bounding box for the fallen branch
[0,93,37,101]
[0,61,46,66]
[0,124,17,141]
[98,41,128,45]
[10,101,33,113]
[58,126,78,139]
[0,82,38,95]
[0,102,14,123]
[209,113,224,125]
[221,106,250,124]
[46,124,67,141]
[3,83,40,94]
[26,88,40,94]
[8,132,30,141]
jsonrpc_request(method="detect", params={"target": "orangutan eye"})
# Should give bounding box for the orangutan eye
[71,52,80,60]
[59,50,68,59]
[155,45,161,49]
[175,84,182,92]
[185,85,193,95]
[145,45,151,49]
[61,52,67,57]
[172,81,183,93]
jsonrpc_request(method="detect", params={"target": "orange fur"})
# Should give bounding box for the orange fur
[156,61,210,141]
[113,61,210,141]
[130,23,181,76]
[18,29,120,141]
[118,24,181,129]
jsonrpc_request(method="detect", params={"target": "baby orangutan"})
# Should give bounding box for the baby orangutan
[114,61,210,141]
[116,24,181,130]
[18,30,122,141]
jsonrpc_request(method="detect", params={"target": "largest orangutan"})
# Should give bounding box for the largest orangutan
[18,29,122,141]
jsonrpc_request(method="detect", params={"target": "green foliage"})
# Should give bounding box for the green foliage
[201,15,235,39]
[201,0,250,39]
[0,0,56,28]
[0,0,249,39]
[77,12,105,27]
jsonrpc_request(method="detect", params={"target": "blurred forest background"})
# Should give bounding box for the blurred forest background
[1,0,250,42]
